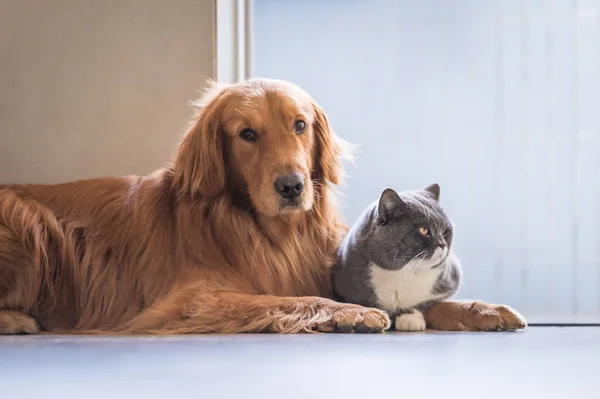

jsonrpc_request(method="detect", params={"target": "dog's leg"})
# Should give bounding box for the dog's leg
[423,301,527,331]
[0,191,50,334]
[0,310,39,334]
[0,225,41,334]
[123,290,391,334]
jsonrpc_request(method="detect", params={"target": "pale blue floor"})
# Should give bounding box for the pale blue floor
[1,327,598,399]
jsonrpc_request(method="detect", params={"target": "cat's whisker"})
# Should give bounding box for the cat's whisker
[408,250,427,271]
[392,249,400,265]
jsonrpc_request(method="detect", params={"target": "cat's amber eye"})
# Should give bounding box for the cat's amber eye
[418,227,429,236]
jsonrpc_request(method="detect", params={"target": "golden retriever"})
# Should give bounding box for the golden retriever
[0,78,526,334]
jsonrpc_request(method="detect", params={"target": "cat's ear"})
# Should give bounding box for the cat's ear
[423,183,440,201]
[378,188,407,224]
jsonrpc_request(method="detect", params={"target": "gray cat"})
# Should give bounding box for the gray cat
[332,184,461,331]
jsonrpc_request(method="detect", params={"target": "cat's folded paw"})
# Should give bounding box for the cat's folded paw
[395,310,426,332]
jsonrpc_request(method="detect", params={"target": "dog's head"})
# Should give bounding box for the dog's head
[173,78,349,216]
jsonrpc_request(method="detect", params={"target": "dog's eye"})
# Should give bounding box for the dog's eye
[294,120,306,134]
[239,128,257,142]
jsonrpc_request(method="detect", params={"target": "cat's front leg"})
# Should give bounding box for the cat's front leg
[394,309,426,332]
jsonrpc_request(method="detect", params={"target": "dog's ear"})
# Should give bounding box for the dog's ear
[173,82,229,199]
[311,100,352,185]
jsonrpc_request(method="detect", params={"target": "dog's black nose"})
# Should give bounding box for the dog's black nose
[274,174,304,200]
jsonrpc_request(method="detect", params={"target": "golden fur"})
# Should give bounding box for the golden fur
[0,78,525,334]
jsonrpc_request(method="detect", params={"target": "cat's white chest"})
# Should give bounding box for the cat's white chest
[369,262,443,312]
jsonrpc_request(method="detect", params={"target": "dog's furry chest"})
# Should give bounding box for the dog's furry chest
[243,235,334,298]
[369,262,445,312]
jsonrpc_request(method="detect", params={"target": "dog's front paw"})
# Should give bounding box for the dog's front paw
[395,310,426,332]
[424,301,527,332]
[468,302,527,331]
[311,303,391,333]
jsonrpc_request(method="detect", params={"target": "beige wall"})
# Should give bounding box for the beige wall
[0,0,216,183]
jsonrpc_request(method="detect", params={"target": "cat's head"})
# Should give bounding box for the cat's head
[366,183,454,270]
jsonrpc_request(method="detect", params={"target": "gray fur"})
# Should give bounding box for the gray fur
[332,184,461,328]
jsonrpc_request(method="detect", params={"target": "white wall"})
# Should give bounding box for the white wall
[0,0,216,183]
[253,0,600,323]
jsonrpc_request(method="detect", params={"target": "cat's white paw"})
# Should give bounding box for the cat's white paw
[395,310,426,331]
